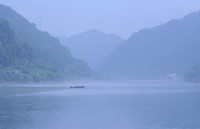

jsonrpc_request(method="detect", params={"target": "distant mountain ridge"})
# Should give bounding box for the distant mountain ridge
[100,10,200,79]
[0,4,95,81]
[61,29,124,69]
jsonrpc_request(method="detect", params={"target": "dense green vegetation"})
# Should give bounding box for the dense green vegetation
[0,21,33,66]
[0,20,64,82]
[184,64,200,82]
[0,4,95,82]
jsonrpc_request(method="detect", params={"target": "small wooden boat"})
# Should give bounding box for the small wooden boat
[70,86,85,88]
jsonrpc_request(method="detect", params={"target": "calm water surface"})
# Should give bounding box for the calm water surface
[0,80,200,129]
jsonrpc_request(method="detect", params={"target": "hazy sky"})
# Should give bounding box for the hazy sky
[0,0,200,38]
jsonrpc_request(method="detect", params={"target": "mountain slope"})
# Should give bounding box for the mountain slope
[100,11,200,79]
[0,4,94,81]
[0,20,33,66]
[61,29,124,69]
[0,20,51,82]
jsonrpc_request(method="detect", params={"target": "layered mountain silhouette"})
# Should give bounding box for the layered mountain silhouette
[0,4,95,81]
[100,11,200,79]
[61,29,124,69]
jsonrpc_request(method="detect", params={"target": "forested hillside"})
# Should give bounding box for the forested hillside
[0,4,95,82]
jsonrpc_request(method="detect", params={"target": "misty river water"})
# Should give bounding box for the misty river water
[0,80,200,129]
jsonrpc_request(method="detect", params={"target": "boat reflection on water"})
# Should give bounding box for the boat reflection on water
[70,85,85,89]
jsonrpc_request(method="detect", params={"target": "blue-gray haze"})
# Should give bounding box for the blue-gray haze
[61,29,124,69]
[0,0,200,38]
[99,10,200,79]
[1,81,200,129]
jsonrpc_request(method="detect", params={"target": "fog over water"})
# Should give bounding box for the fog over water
[0,1,200,129]
[0,81,200,129]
